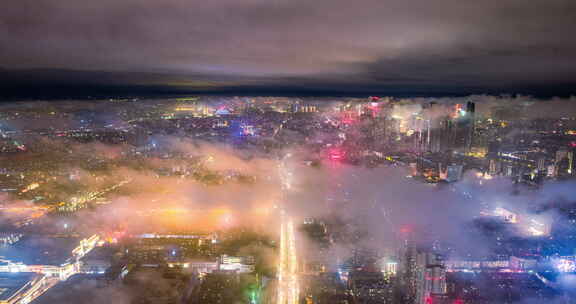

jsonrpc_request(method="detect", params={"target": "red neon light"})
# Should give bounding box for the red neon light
[425,276,443,281]
[400,225,412,234]
[328,148,345,161]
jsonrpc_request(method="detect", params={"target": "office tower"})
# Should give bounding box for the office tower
[441,164,463,183]
[555,148,574,177]
[422,253,447,302]
[349,271,392,303]
[489,159,501,176]
[465,102,476,154]
[537,157,547,174]
[400,244,448,304]
[452,102,476,154]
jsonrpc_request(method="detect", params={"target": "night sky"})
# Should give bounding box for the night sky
[2,0,576,98]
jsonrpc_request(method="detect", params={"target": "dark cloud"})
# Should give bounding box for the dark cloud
[1,0,576,96]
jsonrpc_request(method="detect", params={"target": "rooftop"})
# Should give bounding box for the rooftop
[81,246,116,261]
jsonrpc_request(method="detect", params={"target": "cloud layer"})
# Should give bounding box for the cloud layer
[1,0,576,93]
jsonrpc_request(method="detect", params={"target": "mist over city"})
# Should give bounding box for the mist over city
[2,0,576,303]
[0,96,575,304]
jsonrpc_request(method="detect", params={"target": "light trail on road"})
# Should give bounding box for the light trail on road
[277,215,298,304]
[276,154,299,304]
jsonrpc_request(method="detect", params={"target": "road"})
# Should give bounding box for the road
[277,214,299,304]
[275,154,300,304]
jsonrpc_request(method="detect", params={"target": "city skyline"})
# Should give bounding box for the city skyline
[1,97,576,303]
[2,0,576,303]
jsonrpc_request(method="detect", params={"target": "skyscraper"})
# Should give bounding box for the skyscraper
[465,102,476,154]
[439,164,464,183]
[399,237,447,304]
[452,102,476,154]
[555,148,574,177]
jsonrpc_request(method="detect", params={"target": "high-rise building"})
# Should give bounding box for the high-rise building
[399,241,422,304]
[569,151,574,175]
[555,148,574,177]
[489,159,501,176]
[422,253,447,301]
[349,271,392,303]
[556,148,569,163]
[465,102,476,153]
[452,102,476,154]
[504,164,515,177]
[399,242,447,304]
[416,102,455,154]
[537,157,547,174]
[439,164,464,183]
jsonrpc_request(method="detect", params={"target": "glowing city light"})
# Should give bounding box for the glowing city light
[278,216,299,304]
[328,148,345,161]
[554,259,576,273]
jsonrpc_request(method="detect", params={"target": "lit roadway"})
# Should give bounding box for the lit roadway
[276,155,300,304]
[277,214,299,304]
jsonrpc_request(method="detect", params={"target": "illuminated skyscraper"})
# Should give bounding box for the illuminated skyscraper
[422,254,447,301]
[555,148,574,176]
[489,159,501,176]
[452,102,476,154]
[399,237,447,304]
[537,157,547,174]
[439,164,464,183]
[465,101,476,153]
[348,271,392,303]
